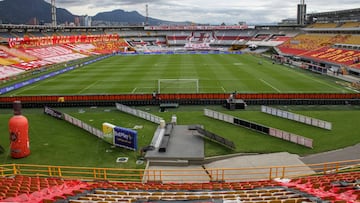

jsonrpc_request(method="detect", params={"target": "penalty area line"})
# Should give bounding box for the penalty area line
[221,86,226,93]
[260,79,281,93]
[131,88,137,93]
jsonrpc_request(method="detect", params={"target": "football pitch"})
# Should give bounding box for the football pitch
[5,53,353,96]
[1,53,359,169]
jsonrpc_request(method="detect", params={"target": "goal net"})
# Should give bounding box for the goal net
[157,79,199,93]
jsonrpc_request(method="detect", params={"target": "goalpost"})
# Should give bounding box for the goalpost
[157,79,199,93]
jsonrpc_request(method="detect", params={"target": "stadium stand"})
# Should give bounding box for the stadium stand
[307,23,339,28]
[91,40,130,54]
[340,22,360,28]
[0,32,131,77]
[0,171,359,203]
[279,34,334,52]
[342,35,360,45]
[280,172,360,202]
[301,47,360,67]
[0,65,25,80]
[277,34,360,56]
[0,45,37,63]
[0,20,359,203]
[0,176,90,202]
[165,30,255,46]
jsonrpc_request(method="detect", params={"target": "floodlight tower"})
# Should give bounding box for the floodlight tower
[145,4,149,25]
[51,0,57,26]
[297,0,306,25]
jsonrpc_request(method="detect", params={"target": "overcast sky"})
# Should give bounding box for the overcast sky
[46,0,359,25]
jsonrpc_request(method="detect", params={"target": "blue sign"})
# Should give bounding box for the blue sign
[113,126,138,151]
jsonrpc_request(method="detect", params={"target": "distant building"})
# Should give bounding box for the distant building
[297,0,307,25]
[278,18,298,25]
[77,15,92,26]
[84,15,92,26]
[27,17,38,25]
[74,17,80,26]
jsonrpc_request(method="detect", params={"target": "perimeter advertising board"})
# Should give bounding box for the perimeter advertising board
[102,122,138,151]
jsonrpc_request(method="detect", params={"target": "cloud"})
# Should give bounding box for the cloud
[48,0,358,24]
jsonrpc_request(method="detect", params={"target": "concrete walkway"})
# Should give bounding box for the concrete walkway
[300,143,360,166]
[204,152,315,182]
[145,152,316,183]
[145,143,360,182]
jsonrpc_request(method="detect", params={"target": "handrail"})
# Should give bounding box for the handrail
[1,159,359,182]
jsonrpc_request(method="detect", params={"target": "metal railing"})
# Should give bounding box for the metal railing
[0,159,359,183]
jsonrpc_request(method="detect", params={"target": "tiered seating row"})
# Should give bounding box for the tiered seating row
[0,35,130,77]
[343,35,360,45]
[341,22,360,28]
[1,173,359,203]
[0,65,25,80]
[307,22,360,28]
[280,172,360,203]
[94,180,281,191]
[301,47,360,67]
[278,34,360,68]
[68,187,314,203]
[279,34,335,52]
[0,176,90,202]
[307,23,339,28]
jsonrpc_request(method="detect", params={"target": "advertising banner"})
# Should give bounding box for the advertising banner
[8,34,120,48]
[102,122,116,144]
[113,126,138,151]
[43,106,63,120]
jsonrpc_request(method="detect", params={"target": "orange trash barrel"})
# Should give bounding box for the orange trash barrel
[8,101,30,158]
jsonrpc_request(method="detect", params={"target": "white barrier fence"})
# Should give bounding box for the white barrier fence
[63,113,104,139]
[44,106,104,139]
[268,128,313,148]
[261,106,332,130]
[204,109,313,148]
[115,103,163,124]
[204,109,234,124]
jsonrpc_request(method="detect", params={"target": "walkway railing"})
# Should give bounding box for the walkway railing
[0,159,359,183]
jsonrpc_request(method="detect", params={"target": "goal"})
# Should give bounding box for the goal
[157,79,199,93]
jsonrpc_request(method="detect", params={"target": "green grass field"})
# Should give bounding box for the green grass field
[4,54,354,96]
[0,53,359,169]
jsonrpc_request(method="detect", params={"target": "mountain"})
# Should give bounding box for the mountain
[92,9,180,25]
[0,0,74,24]
[0,0,187,25]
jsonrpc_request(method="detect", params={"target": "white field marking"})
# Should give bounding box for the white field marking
[345,87,359,93]
[274,63,345,91]
[11,83,41,96]
[131,88,137,93]
[233,63,244,65]
[129,87,156,93]
[10,76,63,96]
[156,62,198,65]
[260,79,281,93]
[300,74,344,91]
[78,80,101,94]
[221,86,226,93]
